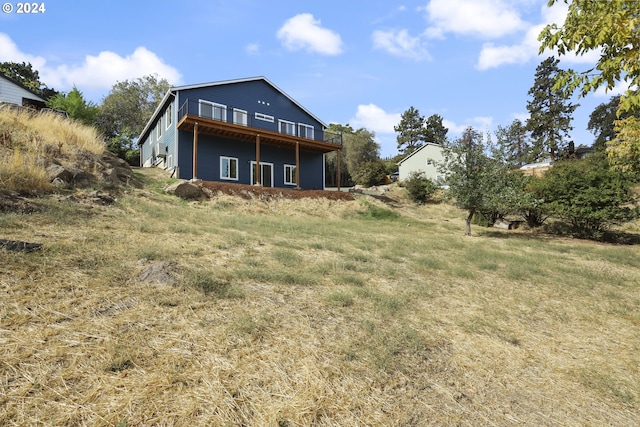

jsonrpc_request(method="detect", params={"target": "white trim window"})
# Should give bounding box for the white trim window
[233,108,248,126]
[166,154,173,169]
[166,103,173,129]
[156,119,162,140]
[279,119,296,136]
[220,156,238,180]
[199,100,227,121]
[284,164,297,186]
[255,112,274,123]
[298,123,314,140]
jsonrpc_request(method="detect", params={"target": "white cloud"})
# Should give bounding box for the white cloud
[350,103,401,135]
[443,116,494,136]
[423,0,526,39]
[594,80,632,98]
[277,13,343,55]
[477,2,601,70]
[349,104,402,156]
[372,29,431,61]
[0,33,47,70]
[477,24,543,70]
[43,47,183,90]
[0,33,182,94]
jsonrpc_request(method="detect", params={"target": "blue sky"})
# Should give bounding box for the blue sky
[0,0,623,157]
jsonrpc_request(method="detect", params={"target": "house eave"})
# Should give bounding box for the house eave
[172,76,328,128]
[397,142,441,165]
[137,90,176,144]
[177,114,341,153]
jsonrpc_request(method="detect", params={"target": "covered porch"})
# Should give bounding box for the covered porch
[177,99,343,189]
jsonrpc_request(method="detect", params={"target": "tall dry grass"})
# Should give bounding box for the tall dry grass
[0,108,104,193]
[1,168,639,426]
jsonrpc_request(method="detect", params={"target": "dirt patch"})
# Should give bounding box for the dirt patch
[197,180,354,201]
[0,192,42,214]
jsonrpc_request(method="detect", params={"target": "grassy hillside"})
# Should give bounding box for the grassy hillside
[0,108,105,193]
[1,164,639,426]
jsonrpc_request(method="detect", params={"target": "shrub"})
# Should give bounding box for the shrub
[534,156,639,238]
[404,171,437,204]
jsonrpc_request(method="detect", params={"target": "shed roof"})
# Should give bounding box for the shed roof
[0,73,46,103]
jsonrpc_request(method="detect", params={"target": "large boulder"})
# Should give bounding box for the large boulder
[165,180,205,200]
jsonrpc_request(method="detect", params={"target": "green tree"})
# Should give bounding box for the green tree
[588,95,621,152]
[96,74,171,165]
[532,155,639,238]
[526,57,578,161]
[538,1,640,169]
[351,160,387,187]
[0,61,57,100]
[437,127,508,235]
[494,119,533,167]
[343,127,380,182]
[47,86,98,125]
[609,117,640,176]
[424,114,448,145]
[538,1,640,115]
[394,106,426,155]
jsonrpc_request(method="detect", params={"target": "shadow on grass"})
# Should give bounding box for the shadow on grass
[481,225,640,245]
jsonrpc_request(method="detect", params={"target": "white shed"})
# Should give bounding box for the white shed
[0,74,46,107]
[397,143,446,182]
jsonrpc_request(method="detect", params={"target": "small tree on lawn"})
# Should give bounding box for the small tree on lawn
[437,127,508,235]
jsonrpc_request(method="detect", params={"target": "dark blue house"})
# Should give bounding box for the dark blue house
[138,77,342,189]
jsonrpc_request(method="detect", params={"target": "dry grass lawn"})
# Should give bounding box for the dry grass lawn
[1,168,639,426]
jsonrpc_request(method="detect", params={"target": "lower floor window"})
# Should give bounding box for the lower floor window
[284,164,297,185]
[220,156,238,180]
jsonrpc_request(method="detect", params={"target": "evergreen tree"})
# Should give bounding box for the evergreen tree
[526,57,578,161]
[47,86,98,125]
[424,114,448,145]
[394,106,426,155]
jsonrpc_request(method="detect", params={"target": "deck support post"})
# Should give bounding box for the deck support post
[337,149,341,191]
[192,122,199,180]
[295,141,300,189]
[255,134,261,186]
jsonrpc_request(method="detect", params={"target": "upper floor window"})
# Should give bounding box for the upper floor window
[156,119,162,140]
[279,119,296,136]
[166,103,173,129]
[199,100,227,121]
[298,123,314,140]
[233,108,248,126]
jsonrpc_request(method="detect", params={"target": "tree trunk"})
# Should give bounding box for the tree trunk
[465,209,474,236]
